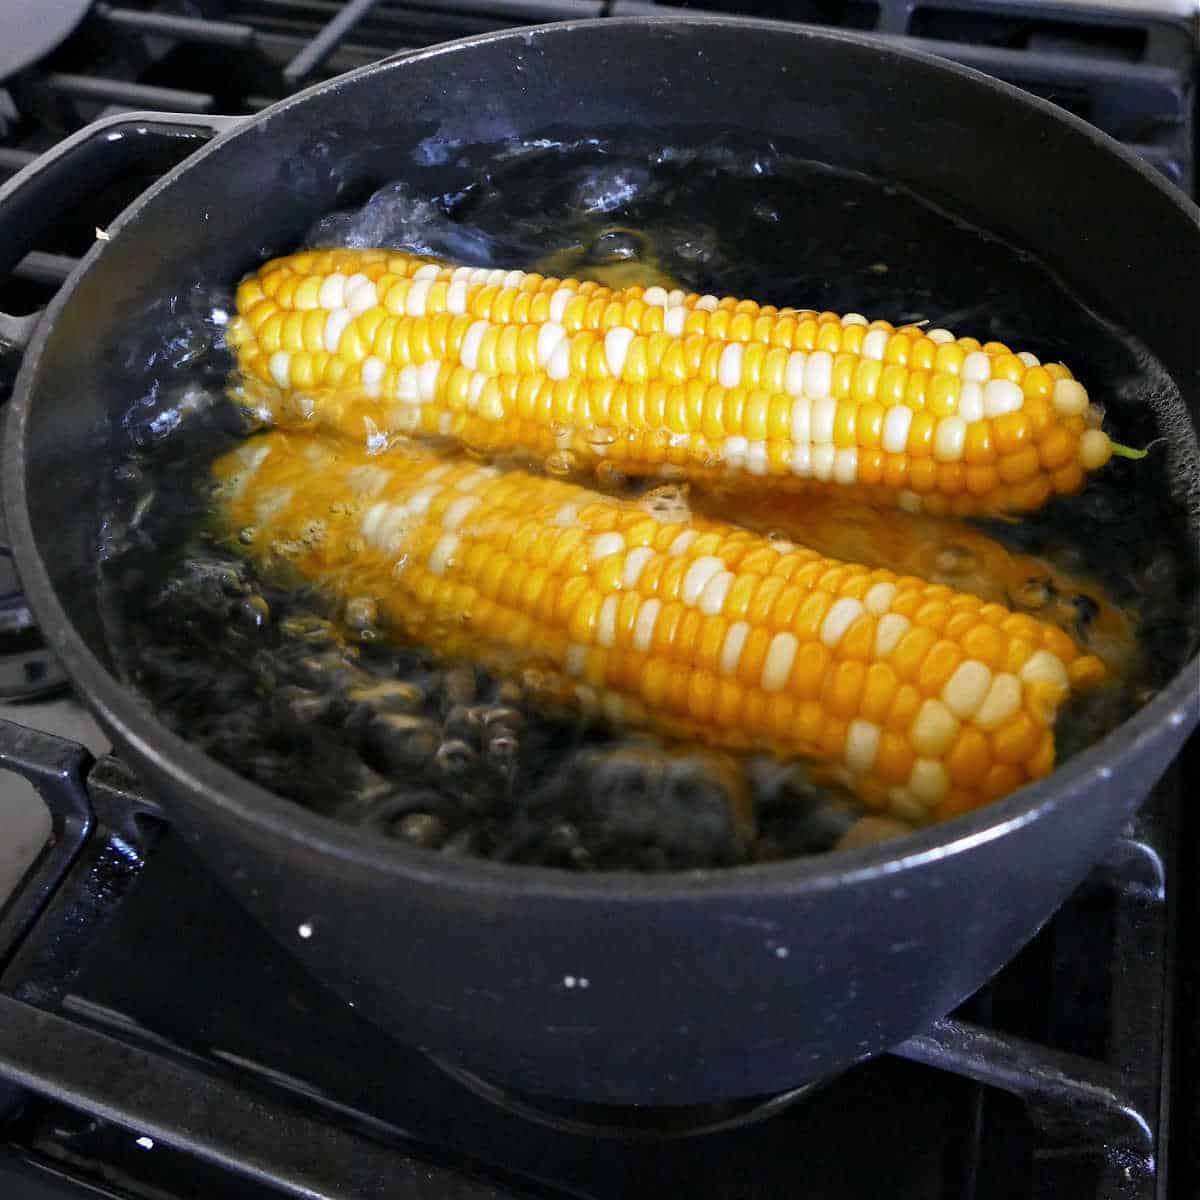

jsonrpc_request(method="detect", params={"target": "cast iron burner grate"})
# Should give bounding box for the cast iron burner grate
[0,0,1194,320]
[0,719,1187,1199]
[0,2,1196,1195]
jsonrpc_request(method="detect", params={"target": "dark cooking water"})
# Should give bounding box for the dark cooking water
[96,141,1200,871]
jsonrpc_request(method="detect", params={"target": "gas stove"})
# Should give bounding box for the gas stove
[1,3,1198,1198]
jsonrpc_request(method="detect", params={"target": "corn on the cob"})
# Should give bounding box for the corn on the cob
[214,432,1107,825]
[227,247,1116,516]
[694,489,1137,681]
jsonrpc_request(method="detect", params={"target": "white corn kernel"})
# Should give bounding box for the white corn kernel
[547,339,571,381]
[682,556,725,606]
[1052,379,1089,417]
[720,621,751,674]
[406,486,438,514]
[746,441,770,476]
[318,273,347,309]
[418,360,441,403]
[597,596,619,649]
[590,532,626,563]
[441,496,480,531]
[698,570,734,616]
[927,328,955,344]
[909,759,950,803]
[957,381,985,424]
[790,395,812,443]
[669,530,698,556]
[413,263,441,281]
[664,307,686,337]
[942,660,993,718]
[718,342,744,388]
[403,279,432,317]
[864,581,897,615]
[446,280,468,314]
[345,275,378,315]
[911,699,961,757]
[268,350,292,389]
[461,320,489,371]
[1019,649,1069,692]
[821,597,864,648]
[805,351,834,401]
[862,329,890,361]
[934,416,967,463]
[536,321,565,366]
[962,351,992,384]
[1079,429,1112,470]
[874,612,911,657]
[723,436,749,470]
[882,405,913,454]
[790,443,813,477]
[361,355,385,398]
[833,448,858,485]
[845,719,882,774]
[761,633,799,692]
[695,294,719,312]
[974,673,1022,730]
[323,309,352,354]
[983,379,1024,418]
[1017,351,1040,367]
[841,312,868,327]
[633,599,662,653]
[565,644,588,677]
[548,289,575,322]
[605,327,635,378]
[811,396,837,444]
[811,444,836,481]
[643,286,669,307]
[622,547,655,588]
[428,533,459,576]
[785,351,808,396]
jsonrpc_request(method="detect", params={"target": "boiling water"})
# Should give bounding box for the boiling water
[97,142,1200,871]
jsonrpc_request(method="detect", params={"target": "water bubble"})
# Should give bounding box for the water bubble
[935,545,975,577]
[545,450,576,476]
[344,596,379,632]
[371,714,439,770]
[588,228,642,261]
[1015,578,1053,611]
[594,461,628,489]
[394,811,448,848]
[435,738,477,780]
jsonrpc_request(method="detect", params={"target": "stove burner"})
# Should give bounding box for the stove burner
[425,1055,828,1140]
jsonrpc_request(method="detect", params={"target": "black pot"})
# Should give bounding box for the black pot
[2,18,1198,1105]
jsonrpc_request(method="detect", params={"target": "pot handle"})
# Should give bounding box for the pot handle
[0,110,244,388]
